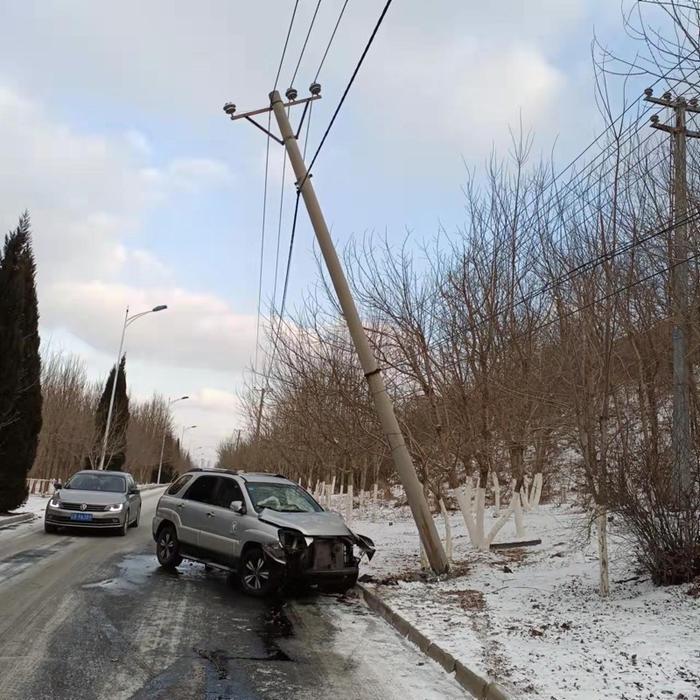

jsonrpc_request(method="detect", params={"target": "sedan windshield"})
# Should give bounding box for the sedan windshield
[64,473,127,493]
[245,482,322,513]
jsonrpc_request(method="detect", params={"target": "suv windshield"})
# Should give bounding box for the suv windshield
[245,482,322,513]
[65,473,127,493]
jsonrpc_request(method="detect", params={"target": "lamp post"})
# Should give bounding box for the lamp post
[181,425,197,466]
[99,304,167,470]
[156,395,189,485]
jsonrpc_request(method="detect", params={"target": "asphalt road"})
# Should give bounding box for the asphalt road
[0,489,466,700]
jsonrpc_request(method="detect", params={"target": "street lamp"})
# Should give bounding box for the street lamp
[181,424,197,454]
[156,395,189,485]
[99,304,168,470]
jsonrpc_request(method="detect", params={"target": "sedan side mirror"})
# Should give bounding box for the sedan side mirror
[129,486,140,495]
[230,500,246,514]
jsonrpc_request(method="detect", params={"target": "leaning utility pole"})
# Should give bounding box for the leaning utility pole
[645,88,700,497]
[224,86,449,573]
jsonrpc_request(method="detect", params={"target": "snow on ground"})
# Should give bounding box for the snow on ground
[350,499,700,700]
[5,494,49,519]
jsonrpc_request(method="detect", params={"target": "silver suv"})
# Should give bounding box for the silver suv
[152,468,375,596]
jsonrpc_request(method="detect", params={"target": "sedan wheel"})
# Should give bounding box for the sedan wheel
[117,511,129,537]
[240,548,276,597]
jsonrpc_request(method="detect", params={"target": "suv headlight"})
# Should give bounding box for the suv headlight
[105,503,123,512]
[48,497,61,509]
[278,528,307,553]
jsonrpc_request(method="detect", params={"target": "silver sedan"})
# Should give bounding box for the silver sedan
[44,469,142,536]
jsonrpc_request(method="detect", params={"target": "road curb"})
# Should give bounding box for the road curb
[0,513,35,530]
[357,583,510,700]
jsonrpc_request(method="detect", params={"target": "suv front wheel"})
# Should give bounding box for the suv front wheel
[239,547,278,597]
[157,524,183,569]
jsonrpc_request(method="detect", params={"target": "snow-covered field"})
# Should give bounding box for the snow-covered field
[351,499,700,700]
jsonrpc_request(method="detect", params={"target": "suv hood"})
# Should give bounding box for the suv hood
[259,509,353,537]
[57,489,126,506]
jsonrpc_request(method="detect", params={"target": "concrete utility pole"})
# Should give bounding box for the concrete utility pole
[645,88,700,497]
[223,86,449,573]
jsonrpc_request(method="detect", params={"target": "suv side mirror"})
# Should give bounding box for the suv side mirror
[53,481,62,491]
[230,500,246,514]
[129,486,140,495]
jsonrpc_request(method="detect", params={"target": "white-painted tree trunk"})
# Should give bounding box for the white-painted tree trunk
[372,483,378,503]
[513,491,526,538]
[530,473,543,511]
[346,484,354,525]
[596,505,610,596]
[330,476,336,495]
[439,498,453,562]
[475,487,486,547]
[521,477,531,511]
[455,479,478,546]
[455,479,515,552]
[492,471,501,516]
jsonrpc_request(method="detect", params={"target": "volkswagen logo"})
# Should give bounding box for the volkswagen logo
[80,503,87,511]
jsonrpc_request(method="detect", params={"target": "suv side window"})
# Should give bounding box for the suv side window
[214,477,244,509]
[167,474,192,495]
[183,475,219,505]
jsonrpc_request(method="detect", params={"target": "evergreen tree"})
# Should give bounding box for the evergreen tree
[0,214,42,512]
[91,356,130,471]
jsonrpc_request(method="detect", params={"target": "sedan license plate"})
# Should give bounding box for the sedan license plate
[70,512,93,522]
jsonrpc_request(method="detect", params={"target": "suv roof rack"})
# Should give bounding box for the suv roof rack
[186,467,238,475]
[237,471,288,481]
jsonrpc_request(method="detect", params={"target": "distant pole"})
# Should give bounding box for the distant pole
[157,431,167,485]
[254,388,266,441]
[645,89,700,498]
[157,396,189,485]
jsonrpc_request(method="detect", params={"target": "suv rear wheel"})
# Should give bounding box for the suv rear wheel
[157,524,183,569]
[239,547,277,597]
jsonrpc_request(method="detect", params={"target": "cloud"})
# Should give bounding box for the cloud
[41,280,257,373]
[355,35,564,162]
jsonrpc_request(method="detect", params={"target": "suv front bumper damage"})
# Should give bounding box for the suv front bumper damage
[262,531,375,585]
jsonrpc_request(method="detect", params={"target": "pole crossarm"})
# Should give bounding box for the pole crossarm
[224,94,320,122]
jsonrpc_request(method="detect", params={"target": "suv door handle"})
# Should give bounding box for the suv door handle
[176,503,185,509]
[206,511,215,518]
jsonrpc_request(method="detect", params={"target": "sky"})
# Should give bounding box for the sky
[0,0,638,463]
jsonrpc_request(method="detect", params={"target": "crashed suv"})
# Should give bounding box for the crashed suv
[152,469,375,596]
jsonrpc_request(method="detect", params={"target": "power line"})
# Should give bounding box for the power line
[290,0,324,87]
[298,0,394,192]
[481,51,699,275]
[428,209,700,354]
[253,120,272,376]
[263,101,316,391]
[314,0,351,81]
[253,0,302,375]
[274,0,301,90]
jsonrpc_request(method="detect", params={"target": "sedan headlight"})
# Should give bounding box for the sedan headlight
[48,497,61,509]
[105,503,123,512]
